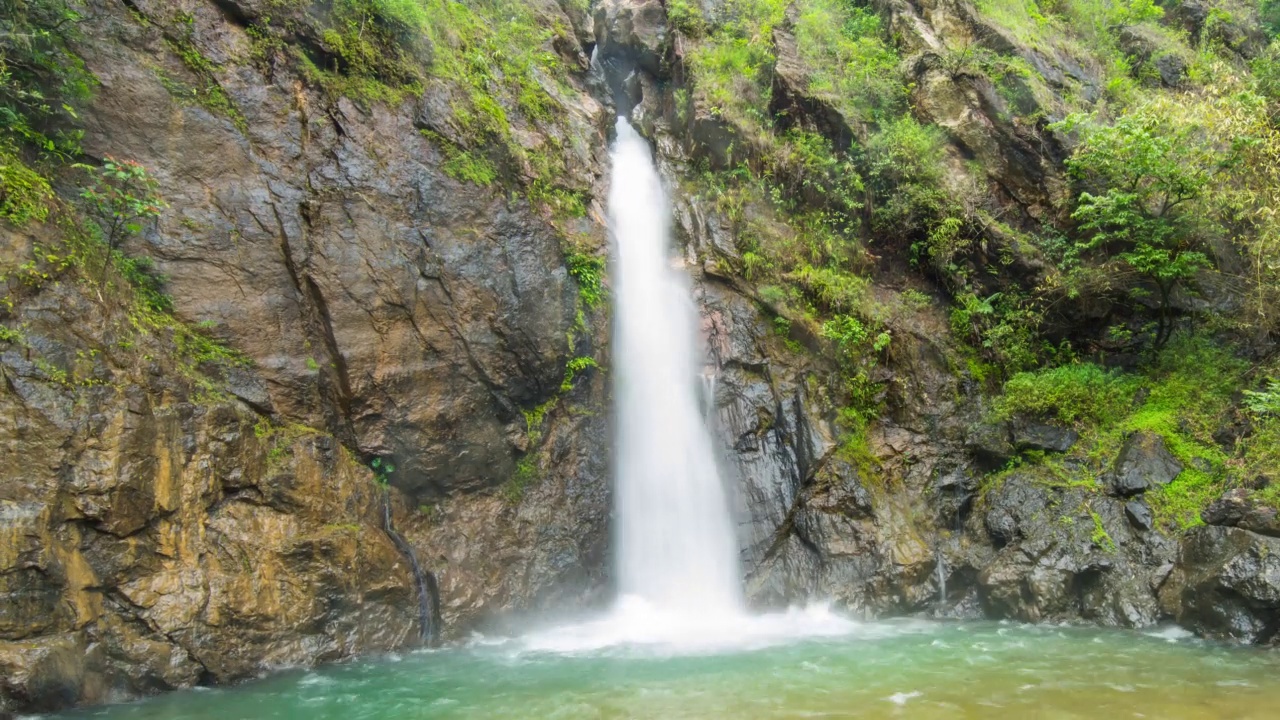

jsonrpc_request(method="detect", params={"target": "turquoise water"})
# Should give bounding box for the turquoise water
[56,620,1280,719]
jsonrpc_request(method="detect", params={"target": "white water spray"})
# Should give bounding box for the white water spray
[609,118,743,616]
[518,119,855,654]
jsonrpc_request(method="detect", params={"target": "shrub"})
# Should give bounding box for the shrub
[76,157,166,280]
[0,0,91,156]
[862,117,960,241]
[995,363,1142,425]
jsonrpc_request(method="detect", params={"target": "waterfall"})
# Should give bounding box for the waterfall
[519,121,854,654]
[609,118,743,617]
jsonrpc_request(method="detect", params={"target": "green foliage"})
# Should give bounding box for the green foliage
[864,117,963,244]
[795,0,905,124]
[76,157,167,280]
[0,0,91,226]
[1088,505,1117,552]
[115,254,172,313]
[560,355,599,392]
[1111,0,1163,25]
[994,336,1253,531]
[0,0,91,157]
[686,0,787,125]
[0,143,54,224]
[502,455,538,503]
[789,264,868,314]
[949,291,1045,374]
[819,313,890,426]
[1055,107,1219,348]
[370,456,396,486]
[442,149,497,186]
[1243,378,1280,417]
[1263,0,1280,37]
[995,363,1142,425]
[1243,418,1280,508]
[522,396,558,446]
[77,158,165,251]
[900,289,933,311]
[565,250,605,308]
[667,0,707,36]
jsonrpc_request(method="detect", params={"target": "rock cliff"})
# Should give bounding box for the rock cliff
[3,0,1280,714]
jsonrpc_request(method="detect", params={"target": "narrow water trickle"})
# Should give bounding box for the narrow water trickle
[609,118,743,618]
[380,491,440,645]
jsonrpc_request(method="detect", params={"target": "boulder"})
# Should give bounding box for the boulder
[966,421,1015,469]
[1124,499,1154,531]
[1201,489,1280,538]
[1110,431,1182,496]
[1163,525,1280,643]
[983,474,1051,547]
[1011,421,1079,453]
[975,477,1174,627]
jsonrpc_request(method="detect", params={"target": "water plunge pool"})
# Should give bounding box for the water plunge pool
[52,620,1280,719]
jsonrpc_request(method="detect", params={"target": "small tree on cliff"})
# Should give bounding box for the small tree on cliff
[76,156,166,284]
[1055,107,1218,350]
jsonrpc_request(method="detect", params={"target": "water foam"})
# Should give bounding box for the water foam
[518,596,861,656]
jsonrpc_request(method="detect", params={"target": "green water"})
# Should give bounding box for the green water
[56,621,1280,719]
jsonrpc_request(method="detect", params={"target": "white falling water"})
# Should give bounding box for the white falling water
[518,119,854,655]
[609,118,743,616]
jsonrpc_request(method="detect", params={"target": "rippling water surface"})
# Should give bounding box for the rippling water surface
[53,619,1280,720]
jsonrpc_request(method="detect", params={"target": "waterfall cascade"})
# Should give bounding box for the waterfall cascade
[609,118,743,617]
[520,119,852,653]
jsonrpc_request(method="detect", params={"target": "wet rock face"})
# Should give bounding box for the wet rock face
[0,276,420,714]
[964,475,1175,627]
[1163,526,1280,643]
[2,0,614,711]
[79,0,606,500]
[595,0,670,77]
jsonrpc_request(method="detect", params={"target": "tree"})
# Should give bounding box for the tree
[1055,107,1217,350]
[0,0,91,155]
[76,157,166,284]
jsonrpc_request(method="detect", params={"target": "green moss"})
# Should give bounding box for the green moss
[560,356,599,393]
[988,335,1256,532]
[1088,505,1117,552]
[158,16,247,132]
[502,455,539,503]
[0,147,55,225]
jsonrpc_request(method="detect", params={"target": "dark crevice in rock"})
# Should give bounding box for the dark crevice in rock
[300,275,356,423]
[205,0,254,29]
